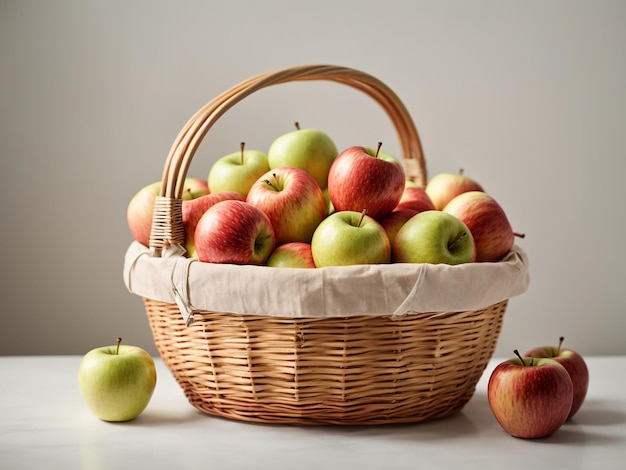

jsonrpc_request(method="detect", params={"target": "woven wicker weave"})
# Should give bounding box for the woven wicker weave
[141,64,512,425]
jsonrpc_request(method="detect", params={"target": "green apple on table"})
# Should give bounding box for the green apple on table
[208,142,270,197]
[392,210,475,265]
[267,123,338,189]
[311,210,390,267]
[78,338,157,422]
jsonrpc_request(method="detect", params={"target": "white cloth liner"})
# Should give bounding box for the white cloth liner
[123,241,530,324]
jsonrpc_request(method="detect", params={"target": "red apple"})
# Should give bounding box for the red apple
[182,191,246,258]
[194,200,275,265]
[127,178,209,247]
[488,350,573,439]
[266,242,316,268]
[246,166,327,245]
[394,187,435,213]
[443,191,515,262]
[525,337,589,420]
[327,143,405,220]
[378,209,418,246]
[425,170,484,210]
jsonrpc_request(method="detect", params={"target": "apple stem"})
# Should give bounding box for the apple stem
[447,231,468,250]
[116,337,122,355]
[263,173,281,192]
[513,349,532,366]
[374,142,383,158]
[358,209,368,227]
[514,231,526,238]
[294,121,300,131]
[459,168,464,175]
[557,336,564,355]
[240,142,245,165]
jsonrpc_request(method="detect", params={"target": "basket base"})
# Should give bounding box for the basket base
[143,299,507,425]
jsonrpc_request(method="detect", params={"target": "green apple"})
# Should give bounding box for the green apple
[208,142,270,197]
[267,123,338,189]
[392,210,475,265]
[425,170,484,210]
[311,210,390,267]
[78,338,157,422]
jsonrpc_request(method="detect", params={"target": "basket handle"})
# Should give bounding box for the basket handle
[150,64,426,253]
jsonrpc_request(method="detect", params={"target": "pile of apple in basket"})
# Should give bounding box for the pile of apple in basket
[127,124,523,266]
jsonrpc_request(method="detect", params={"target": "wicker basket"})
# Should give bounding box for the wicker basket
[134,64,528,425]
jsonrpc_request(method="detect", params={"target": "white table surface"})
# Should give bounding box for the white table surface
[1,355,625,470]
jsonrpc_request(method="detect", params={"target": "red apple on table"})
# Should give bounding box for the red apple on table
[311,210,391,267]
[425,170,484,210]
[182,191,246,258]
[207,142,270,197]
[266,242,316,268]
[443,191,517,262]
[327,143,405,220]
[379,209,418,246]
[246,166,327,245]
[127,178,209,247]
[394,187,435,213]
[194,200,275,265]
[525,337,589,420]
[392,210,475,265]
[488,350,573,439]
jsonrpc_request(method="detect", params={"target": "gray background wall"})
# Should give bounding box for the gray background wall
[1,0,624,357]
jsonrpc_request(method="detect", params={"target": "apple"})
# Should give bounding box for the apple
[488,350,573,439]
[194,199,275,265]
[394,186,436,213]
[379,209,418,246]
[443,191,515,262]
[392,210,475,265]
[207,142,270,197]
[127,178,209,247]
[78,338,157,422]
[425,170,484,210]
[182,191,246,258]
[267,123,338,189]
[311,210,391,267]
[525,337,589,419]
[246,166,327,245]
[327,143,405,220]
[266,242,316,268]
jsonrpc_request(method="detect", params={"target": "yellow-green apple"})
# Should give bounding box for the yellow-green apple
[525,337,589,420]
[379,209,418,246]
[267,242,316,268]
[392,210,475,265]
[182,191,246,258]
[127,178,209,247]
[327,143,405,220]
[246,167,327,245]
[267,123,338,189]
[394,187,436,213]
[207,142,270,197]
[78,338,156,422]
[425,170,484,210]
[443,191,515,262]
[488,350,573,439]
[194,200,275,265]
[311,210,391,267]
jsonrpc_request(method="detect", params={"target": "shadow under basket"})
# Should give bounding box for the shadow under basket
[143,297,508,425]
